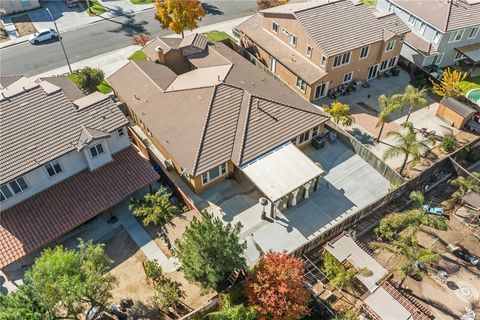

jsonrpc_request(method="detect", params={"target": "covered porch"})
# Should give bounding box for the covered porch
[455,43,480,77]
[240,143,324,218]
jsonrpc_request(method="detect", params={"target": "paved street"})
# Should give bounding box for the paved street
[0,0,256,76]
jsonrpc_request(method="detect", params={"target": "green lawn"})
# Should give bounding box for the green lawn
[130,0,153,3]
[362,0,377,6]
[67,72,112,94]
[459,76,480,93]
[86,0,106,16]
[128,50,148,61]
[203,31,235,44]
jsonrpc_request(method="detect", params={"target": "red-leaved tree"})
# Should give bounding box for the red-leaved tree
[245,252,310,319]
[132,33,150,47]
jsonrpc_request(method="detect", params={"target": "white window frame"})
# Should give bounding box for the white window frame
[117,127,125,137]
[342,71,353,84]
[45,160,63,177]
[385,40,395,52]
[320,55,326,66]
[359,46,369,59]
[201,163,227,185]
[388,3,395,12]
[469,27,479,39]
[449,29,464,43]
[298,130,311,144]
[333,52,351,68]
[314,82,328,99]
[380,60,388,70]
[408,15,416,26]
[419,22,426,35]
[8,177,29,195]
[387,56,397,68]
[433,31,441,44]
[296,77,307,93]
[306,45,313,58]
[0,184,14,202]
[312,125,319,137]
[288,33,297,47]
[432,53,443,65]
[89,143,105,159]
[271,21,279,34]
[454,51,466,61]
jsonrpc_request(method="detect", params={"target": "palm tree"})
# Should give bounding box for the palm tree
[129,186,179,227]
[375,94,403,142]
[401,85,429,123]
[383,122,435,175]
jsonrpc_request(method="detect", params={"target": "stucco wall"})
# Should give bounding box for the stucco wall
[1,0,40,16]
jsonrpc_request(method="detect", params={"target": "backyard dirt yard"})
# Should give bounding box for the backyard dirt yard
[11,15,37,36]
[360,183,480,320]
[0,23,8,42]
[103,227,214,316]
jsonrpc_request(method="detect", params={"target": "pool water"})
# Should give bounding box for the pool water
[467,89,480,105]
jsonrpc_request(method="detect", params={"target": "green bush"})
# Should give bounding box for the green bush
[72,67,105,94]
[440,135,456,153]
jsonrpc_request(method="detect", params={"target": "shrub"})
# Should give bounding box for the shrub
[76,67,105,94]
[441,135,456,153]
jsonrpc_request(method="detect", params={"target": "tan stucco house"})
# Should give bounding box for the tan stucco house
[108,34,329,196]
[1,0,40,15]
[237,0,410,101]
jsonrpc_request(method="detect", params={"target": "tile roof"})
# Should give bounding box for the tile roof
[108,42,329,177]
[0,147,159,268]
[0,78,128,184]
[293,0,410,56]
[0,76,22,89]
[179,33,208,51]
[404,32,435,54]
[238,14,326,84]
[40,76,84,101]
[391,0,480,31]
[77,126,111,151]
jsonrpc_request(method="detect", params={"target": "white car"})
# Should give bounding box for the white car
[29,28,58,44]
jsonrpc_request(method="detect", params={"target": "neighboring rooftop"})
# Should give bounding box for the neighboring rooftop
[242,0,410,57]
[0,77,127,184]
[0,147,159,268]
[440,96,475,117]
[391,0,480,31]
[108,41,329,177]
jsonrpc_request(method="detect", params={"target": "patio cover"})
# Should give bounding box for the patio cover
[0,147,159,269]
[325,235,388,292]
[240,143,323,203]
[456,43,480,62]
[364,287,413,320]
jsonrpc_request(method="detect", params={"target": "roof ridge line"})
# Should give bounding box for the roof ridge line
[292,0,345,14]
[249,94,329,118]
[237,93,253,165]
[191,84,219,176]
[132,60,175,92]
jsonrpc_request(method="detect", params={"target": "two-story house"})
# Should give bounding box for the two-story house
[376,0,480,69]
[109,34,330,215]
[0,76,158,271]
[237,0,410,101]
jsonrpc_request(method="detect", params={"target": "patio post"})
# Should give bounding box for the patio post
[290,189,299,207]
[303,181,312,200]
[313,176,320,191]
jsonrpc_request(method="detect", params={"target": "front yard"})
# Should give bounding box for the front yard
[67,72,112,94]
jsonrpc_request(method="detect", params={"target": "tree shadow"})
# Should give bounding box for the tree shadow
[403,289,460,319]
[125,300,161,320]
[107,16,150,36]
[202,3,224,15]
[347,127,375,146]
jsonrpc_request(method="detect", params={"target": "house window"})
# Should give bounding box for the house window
[296,77,307,92]
[449,29,464,42]
[360,46,369,59]
[408,15,416,25]
[282,28,289,35]
[201,163,227,185]
[289,33,297,47]
[469,27,479,39]
[306,45,313,58]
[9,177,28,194]
[299,130,310,144]
[385,40,395,52]
[388,3,395,12]
[419,22,426,35]
[320,55,326,66]
[312,126,319,137]
[388,56,397,68]
[117,127,125,137]
[454,51,465,61]
[432,53,443,65]
[45,160,63,177]
[0,185,13,202]
[343,72,353,83]
[380,60,388,70]
[333,52,351,67]
[433,31,441,44]
[89,143,105,158]
[272,21,279,34]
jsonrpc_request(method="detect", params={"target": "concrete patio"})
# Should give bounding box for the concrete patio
[199,140,391,265]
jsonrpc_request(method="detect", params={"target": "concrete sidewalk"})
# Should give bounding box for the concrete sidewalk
[32,15,251,79]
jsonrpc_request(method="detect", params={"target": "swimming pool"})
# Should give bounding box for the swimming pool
[467,88,480,106]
